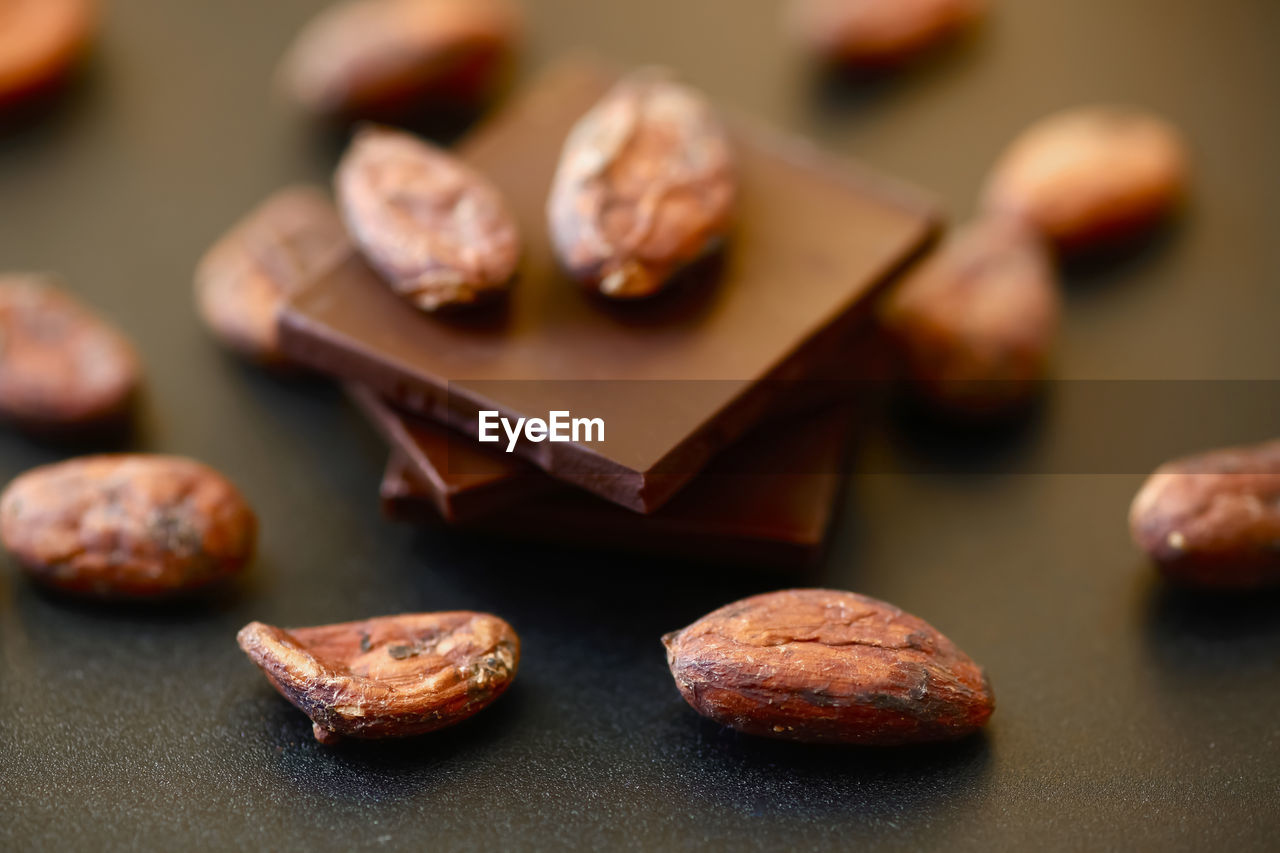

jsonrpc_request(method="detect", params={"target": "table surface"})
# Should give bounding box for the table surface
[2,1,1278,850]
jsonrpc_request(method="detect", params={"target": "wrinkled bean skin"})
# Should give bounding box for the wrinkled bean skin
[0,455,257,598]
[663,589,994,745]
[0,0,94,106]
[195,186,351,366]
[879,217,1060,418]
[788,0,985,67]
[1130,441,1280,589]
[982,106,1189,255]
[238,612,520,744]
[337,126,521,311]
[279,0,520,120]
[547,70,737,300]
[0,275,141,431]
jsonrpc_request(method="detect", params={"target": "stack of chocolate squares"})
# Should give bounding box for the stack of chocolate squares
[277,60,939,569]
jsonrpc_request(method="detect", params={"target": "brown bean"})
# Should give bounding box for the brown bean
[336,126,521,311]
[0,454,256,598]
[1129,440,1280,589]
[279,0,520,121]
[879,217,1059,417]
[547,69,737,300]
[238,611,520,744]
[788,0,985,67]
[195,186,351,366]
[0,275,140,431]
[663,589,994,745]
[981,106,1190,255]
[0,0,94,106]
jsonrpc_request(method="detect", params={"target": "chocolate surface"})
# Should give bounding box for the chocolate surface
[348,383,554,523]
[280,59,937,513]
[368,388,857,568]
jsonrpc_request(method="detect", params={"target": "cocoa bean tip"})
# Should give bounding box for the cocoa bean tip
[235,621,267,648]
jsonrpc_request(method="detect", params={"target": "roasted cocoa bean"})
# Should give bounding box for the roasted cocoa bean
[879,217,1059,417]
[0,275,141,431]
[981,106,1189,255]
[547,69,737,300]
[788,0,986,67]
[1130,440,1280,589]
[0,455,256,598]
[195,186,351,366]
[0,0,94,106]
[663,589,994,745]
[336,126,521,311]
[279,0,520,120]
[237,611,520,743]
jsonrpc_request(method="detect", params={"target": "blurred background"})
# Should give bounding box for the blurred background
[1,1,1278,850]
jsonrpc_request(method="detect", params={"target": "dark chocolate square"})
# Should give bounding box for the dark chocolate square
[280,59,937,512]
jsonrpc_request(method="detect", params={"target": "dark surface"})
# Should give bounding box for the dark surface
[278,61,935,513]
[1,1,1279,850]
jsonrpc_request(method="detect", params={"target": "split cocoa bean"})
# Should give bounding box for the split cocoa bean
[879,217,1059,418]
[336,126,521,311]
[981,106,1189,255]
[663,589,994,745]
[1130,440,1280,589]
[788,0,986,67]
[279,0,520,121]
[0,454,257,598]
[0,0,94,106]
[195,186,351,366]
[547,69,737,300]
[238,611,519,744]
[0,274,141,432]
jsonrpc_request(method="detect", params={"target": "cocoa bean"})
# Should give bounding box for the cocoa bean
[278,0,520,120]
[0,275,140,431]
[981,106,1189,255]
[237,611,520,743]
[1130,440,1280,589]
[879,217,1059,417]
[788,0,986,67]
[663,589,994,745]
[336,126,521,311]
[0,0,94,106]
[195,186,350,366]
[0,454,257,598]
[547,69,737,300]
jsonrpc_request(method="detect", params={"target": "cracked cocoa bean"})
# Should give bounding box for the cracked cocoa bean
[788,0,986,67]
[237,611,519,744]
[337,126,521,311]
[278,0,520,120]
[0,0,94,106]
[663,589,994,745]
[0,454,256,598]
[1130,440,1280,589]
[547,69,736,300]
[879,216,1059,417]
[0,274,140,431]
[195,186,351,366]
[981,106,1189,255]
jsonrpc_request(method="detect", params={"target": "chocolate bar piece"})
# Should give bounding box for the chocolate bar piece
[367,389,858,568]
[348,383,553,523]
[281,58,937,513]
